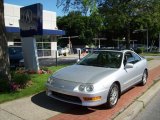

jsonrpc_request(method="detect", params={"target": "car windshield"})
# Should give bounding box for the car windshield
[77,51,123,68]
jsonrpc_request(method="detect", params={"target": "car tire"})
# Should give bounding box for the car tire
[63,53,67,56]
[105,83,119,108]
[140,70,148,86]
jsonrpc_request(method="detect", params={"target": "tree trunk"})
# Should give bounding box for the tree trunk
[0,0,11,81]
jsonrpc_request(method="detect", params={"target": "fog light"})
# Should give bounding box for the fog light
[83,96,101,101]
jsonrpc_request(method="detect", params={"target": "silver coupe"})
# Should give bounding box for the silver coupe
[46,50,148,108]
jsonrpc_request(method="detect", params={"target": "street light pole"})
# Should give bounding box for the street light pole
[147,29,148,52]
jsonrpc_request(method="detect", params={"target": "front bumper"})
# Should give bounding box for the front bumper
[46,83,109,107]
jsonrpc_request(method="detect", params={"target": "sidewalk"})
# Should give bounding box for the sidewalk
[0,59,160,120]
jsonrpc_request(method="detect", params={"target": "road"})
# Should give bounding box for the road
[134,89,160,120]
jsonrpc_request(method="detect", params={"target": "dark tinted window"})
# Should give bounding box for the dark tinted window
[124,52,135,64]
[132,52,141,63]
[77,51,122,68]
[124,52,141,65]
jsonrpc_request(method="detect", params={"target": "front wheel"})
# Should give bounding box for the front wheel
[140,70,148,86]
[105,83,119,108]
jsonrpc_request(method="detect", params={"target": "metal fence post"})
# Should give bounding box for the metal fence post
[78,50,81,60]
[56,50,58,66]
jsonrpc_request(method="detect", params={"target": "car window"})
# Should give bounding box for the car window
[77,51,122,68]
[124,52,135,64]
[124,52,141,65]
[132,52,141,63]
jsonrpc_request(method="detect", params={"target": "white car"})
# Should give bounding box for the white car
[46,50,148,108]
[57,46,69,56]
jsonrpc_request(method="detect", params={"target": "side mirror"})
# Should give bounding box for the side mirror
[77,59,81,63]
[125,63,134,69]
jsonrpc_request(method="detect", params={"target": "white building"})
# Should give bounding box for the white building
[4,3,65,58]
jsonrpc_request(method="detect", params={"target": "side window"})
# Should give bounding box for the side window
[124,52,135,64]
[132,52,141,63]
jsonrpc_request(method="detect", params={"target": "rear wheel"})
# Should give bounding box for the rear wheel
[106,83,119,108]
[140,70,148,86]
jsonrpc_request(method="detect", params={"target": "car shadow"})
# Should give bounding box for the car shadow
[31,91,95,115]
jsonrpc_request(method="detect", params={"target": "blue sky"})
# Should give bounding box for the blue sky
[4,0,65,16]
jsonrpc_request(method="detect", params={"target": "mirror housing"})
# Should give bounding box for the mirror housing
[77,59,80,63]
[125,63,134,69]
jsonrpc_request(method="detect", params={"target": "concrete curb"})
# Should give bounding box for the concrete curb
[114,79,160,120]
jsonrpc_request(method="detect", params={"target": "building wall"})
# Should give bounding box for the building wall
[4,3,59,58]
[4,3,57,30]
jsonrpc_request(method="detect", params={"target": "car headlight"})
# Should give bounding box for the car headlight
[86,84,94,92]
[47,77,54,84]
[79,84,85,91]
[78,84,94,92]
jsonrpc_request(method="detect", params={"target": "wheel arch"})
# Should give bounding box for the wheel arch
[113,81,121,98]
[145,68,148,78]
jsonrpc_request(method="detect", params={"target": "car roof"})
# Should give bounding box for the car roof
[93,49,133,53]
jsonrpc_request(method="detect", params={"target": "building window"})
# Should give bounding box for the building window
[36,36,51,57]
[43,43,51,49]
[13,39,21,46]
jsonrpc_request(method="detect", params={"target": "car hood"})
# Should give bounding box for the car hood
[53,64,118,84]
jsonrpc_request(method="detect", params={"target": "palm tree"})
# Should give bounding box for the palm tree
[0,0,11,81]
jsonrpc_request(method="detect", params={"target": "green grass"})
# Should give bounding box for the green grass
[0,65,69,104]
[140,52,160,56]
[147,58,154,61]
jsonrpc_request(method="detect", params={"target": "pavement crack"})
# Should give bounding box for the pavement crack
[0,107,26,120]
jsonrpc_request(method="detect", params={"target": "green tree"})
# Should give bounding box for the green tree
[0,0,11,81]
[57,0,160,49]
[99,0,159,48]
[57,11,103,45]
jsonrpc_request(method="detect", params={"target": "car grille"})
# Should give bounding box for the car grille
[52,91,82,104]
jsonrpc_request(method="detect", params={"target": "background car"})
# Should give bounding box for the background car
[46,50,148,108]
[8,46,24,68]
[57,46,69,56]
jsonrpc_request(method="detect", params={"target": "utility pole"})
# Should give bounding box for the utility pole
[130,40,137,48]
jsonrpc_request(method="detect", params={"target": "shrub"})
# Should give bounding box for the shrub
[39,67,52,74]
[0,79,10,92]
[135,47,145,54]
[40,66,49,71]
[12,73,31,88]
[135,48,142,54]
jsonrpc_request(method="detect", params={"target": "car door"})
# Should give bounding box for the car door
[131,52,144,83]
[120,52,139,91]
